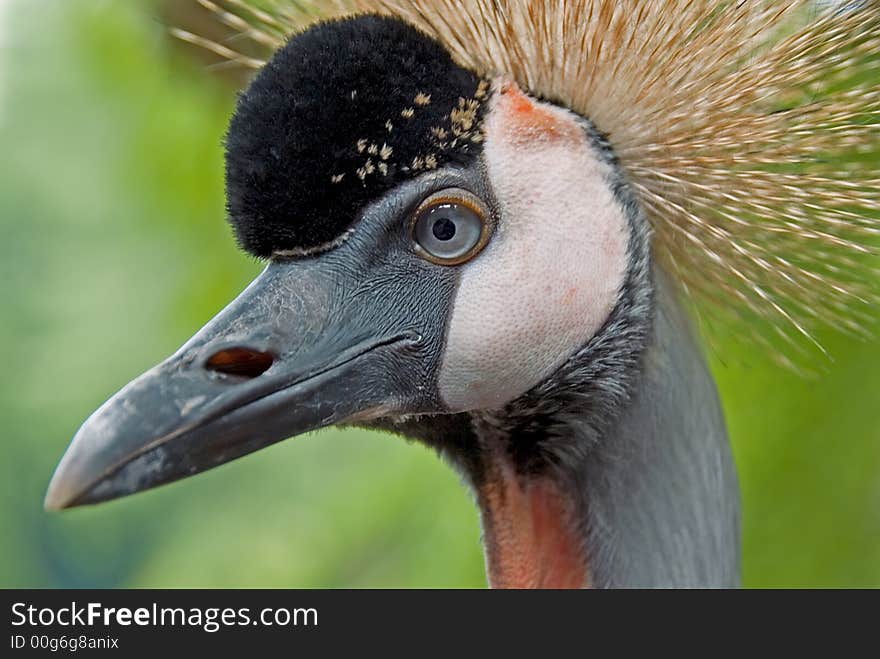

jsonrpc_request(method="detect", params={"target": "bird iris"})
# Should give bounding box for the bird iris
[412,189,492,265]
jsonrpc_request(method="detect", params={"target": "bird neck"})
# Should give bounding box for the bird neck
[577,267,740,587]
[472,266,740,588]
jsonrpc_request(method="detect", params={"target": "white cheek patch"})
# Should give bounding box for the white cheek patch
[438,81,630,412]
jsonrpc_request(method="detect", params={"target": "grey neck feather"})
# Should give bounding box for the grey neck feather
[579,266,740,588]
[469,264,741,588]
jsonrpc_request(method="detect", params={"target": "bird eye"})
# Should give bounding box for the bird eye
[411,189,492,265]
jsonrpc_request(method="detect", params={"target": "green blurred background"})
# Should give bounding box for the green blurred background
[1,0,877,588]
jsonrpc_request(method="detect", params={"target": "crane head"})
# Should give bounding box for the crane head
[45,17,641,587]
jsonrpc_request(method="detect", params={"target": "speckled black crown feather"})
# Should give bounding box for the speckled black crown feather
[225,15,490,258]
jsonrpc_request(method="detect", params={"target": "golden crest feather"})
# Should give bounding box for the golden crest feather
[174,0,880,367]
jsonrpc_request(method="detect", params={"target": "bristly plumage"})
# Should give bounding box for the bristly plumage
[175,0,880,365]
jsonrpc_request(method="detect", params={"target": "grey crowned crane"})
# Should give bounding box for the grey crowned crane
[45,1,879,588]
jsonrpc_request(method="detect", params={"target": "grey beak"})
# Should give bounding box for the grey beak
[44,259,430,510]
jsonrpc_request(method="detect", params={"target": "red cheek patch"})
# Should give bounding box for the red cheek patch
[495,81,584,146]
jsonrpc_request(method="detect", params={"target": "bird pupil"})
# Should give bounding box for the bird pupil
[432,217,456,241]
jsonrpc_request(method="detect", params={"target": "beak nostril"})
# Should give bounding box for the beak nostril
[205,348,274,379]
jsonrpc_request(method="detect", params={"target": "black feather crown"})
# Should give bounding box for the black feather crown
[225,14,490,258]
